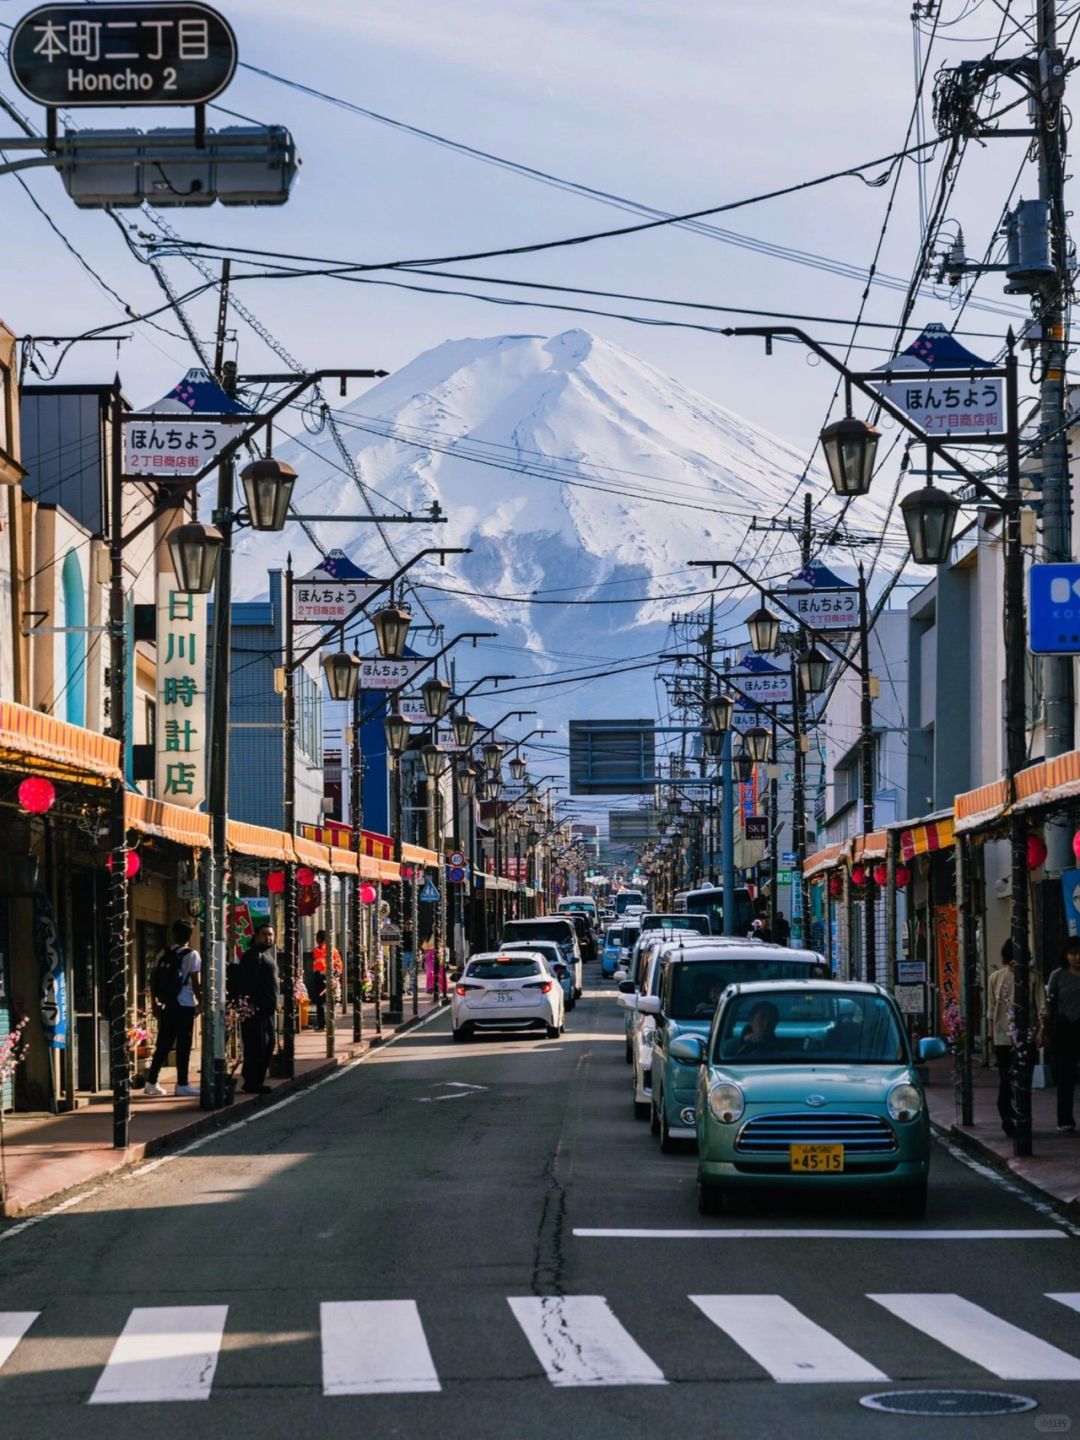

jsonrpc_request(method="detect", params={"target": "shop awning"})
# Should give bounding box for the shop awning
[375,858,401,883]
[852,831,888,863]
[125,793,210,849]
[1015,749,1080,813]
[804,843,848,881]
[897,815,954,861]
[294,834,331,872]
[402,841,440,867]
[954,777,1008,835]
[0,700,121,783]
[328,845,358,875]
[226,820,293,863]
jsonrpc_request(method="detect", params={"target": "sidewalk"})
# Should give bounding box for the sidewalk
[0,996,446,1218]
[926,1054,1080,1210]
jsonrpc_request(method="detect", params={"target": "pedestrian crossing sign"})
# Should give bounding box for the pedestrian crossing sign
[419,881,440,902]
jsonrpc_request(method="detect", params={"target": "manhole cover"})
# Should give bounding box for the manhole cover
[859,1390,1038,1417]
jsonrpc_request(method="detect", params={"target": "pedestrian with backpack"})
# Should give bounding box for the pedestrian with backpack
[145,919,202,1098]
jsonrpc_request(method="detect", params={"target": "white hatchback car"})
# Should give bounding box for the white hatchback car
[452,951,565,1042]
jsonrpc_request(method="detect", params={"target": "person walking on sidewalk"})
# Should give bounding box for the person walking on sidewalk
[229,923,280,1095]
[1046,939,1080,1132]
[145,919,202,1098]
[987,938,1047,1137]
[312,930,342,1029]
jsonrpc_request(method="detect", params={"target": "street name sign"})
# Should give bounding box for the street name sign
[123,416,231,476]
[1029,563,1080,655]
[870,323,1004,437]
[780,563,860,632]
[729,668,793,707]
[294,550,381,624]
[359,657,426,690]
[9,2,237,107]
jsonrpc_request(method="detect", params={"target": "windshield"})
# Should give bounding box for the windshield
[604,928,623,947]
[621,925,640,952]
[503,922,572,947]
[683,888,754,936]
[615,892,644,914]
[668,960,821,1020]
[467,960,542,979]
[503,942,562,966]
[560,902,595,915]
[642,914,710,935]
[714,990,908,1065]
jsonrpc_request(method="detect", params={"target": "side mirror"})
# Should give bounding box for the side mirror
[617,980,636,994]
[613,969,629,983]
[918,1036,948,1061]
[450,970,462,983]
[670,1035,706,1065]
[637,995,661,1017]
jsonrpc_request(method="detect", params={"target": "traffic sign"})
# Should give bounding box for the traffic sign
[448,852,465,868]
[1029,564,1080,655]
[781,851,797,865]
[419,880,440,903]
[448,866,465,884]
[9,3,238,108]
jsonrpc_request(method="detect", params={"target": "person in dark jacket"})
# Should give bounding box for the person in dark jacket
[229,924,280,1094]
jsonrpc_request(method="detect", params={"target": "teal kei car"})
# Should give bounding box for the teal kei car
[601,926,624,977]
[639,942,826,1153]
[673,981,948,1218]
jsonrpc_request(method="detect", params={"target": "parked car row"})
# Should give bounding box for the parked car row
[612,925,947,1217]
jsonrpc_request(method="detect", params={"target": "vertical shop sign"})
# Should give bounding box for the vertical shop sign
[935,904,960,1034]
[156,573,207,807]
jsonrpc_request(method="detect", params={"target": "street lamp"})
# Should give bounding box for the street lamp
[239,456,297,531]
[706,692,735,732]
[819,414,879,499]
[480,773,502,802]
[457,765,477,797]
[420,743,443,780]
[799,647,830,696]
[900,481,961,566]
[167,520,224,595]
[745,725,772,764]
[734,748,755,784]
[702,728,724,758]
[383,708,410,757]
[509,755,527,782]
[747,604,781,655]
[452,712,477,749]
[482,741,504,772]
[322,651,361,702]
[421,676,451,721]
[371,604,412,659]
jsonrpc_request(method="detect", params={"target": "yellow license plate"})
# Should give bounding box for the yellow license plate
[790,1144,844,1173]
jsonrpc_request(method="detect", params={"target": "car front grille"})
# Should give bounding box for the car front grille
[735,1112,897,1154]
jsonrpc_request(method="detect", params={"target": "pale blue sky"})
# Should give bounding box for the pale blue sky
[0,1,1038,449]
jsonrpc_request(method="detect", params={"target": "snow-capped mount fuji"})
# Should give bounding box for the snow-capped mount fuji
[229,330,877,723]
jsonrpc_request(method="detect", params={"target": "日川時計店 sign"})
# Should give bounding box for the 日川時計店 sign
[123,417,230,476]
[156,574,207,808]
[8,2,237,107]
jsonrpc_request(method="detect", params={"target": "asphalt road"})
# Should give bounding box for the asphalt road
[4,969,1080,1440]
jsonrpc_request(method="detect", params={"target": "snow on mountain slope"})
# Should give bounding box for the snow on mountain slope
[230,330,886,726]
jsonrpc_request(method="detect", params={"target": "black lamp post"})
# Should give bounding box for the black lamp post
[819,413,880,499]
[706,692,734,732]
[421,676,451,721]
[167,520,224,595]
[239,457,297,531]
[900,482,961,566]
[747,604,781,655]
[371,604,412,660]
[798,647,831,696]
[322,651,361,703]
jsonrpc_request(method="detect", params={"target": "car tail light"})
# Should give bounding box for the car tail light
[539,980,553,994]
[455,984,468,996]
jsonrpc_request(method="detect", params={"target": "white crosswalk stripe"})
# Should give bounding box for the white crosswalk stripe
[507,1296,666,1387]
[869,1294,1080,1381]
[0,1313,38,1371]
[89,1306,229,1404]
[690,1294,888,1383]
[321,1301,441,1395]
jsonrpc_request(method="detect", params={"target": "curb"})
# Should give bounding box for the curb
[1,1005,445,1219]
[930,1115,1080,1214]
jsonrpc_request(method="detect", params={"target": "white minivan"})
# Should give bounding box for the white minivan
[558,895,599,930]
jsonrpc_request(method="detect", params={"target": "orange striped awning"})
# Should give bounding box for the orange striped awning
[898,817,954,862]
[1015,750,1080,812]
[852,830,888,863]
[0,700,121,783]
[402,841,440,867]
[803,843,847,881]
[125,793,210,849]
[226,820,293,863]
[954,777,1008,834]
[328,845,358,875]
[294,834,331,872]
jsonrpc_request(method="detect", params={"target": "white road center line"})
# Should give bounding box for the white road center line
[508,1296,666,1387]
[870,1293,1080,1380]
[89,1306,228,1403]
[691,1294,888,1384]
[321,1301,441,1395]
[573,1228,1066,1240]
[0,1312,38,1370]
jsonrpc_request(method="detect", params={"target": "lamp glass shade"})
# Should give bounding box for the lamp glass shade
[383,709,410,756]
[745,725,771,763]
[799,647,830,695]
[900,484,960,566]
[457,766,477,797]
[747,604,781,654]
[479,775,502,802]
[452,713,477,749]
[705,692,734,732]
[509,755,527,781]
[420,742,442,779]
[734,750,754,784]
[819,415,880,498]
[239,457,297,532]
[482,741,504,772]
[321,651,361,702]
[702,728,724,758]
[421,676,451,720]
[168,521,223,595]
[371,605,412,660]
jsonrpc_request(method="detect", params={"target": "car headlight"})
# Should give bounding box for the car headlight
[708,1081,744,1124]
[887,1082,923,1122]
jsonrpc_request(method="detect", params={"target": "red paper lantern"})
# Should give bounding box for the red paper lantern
[1027,834,1048,871]
[360,883,377,905]
[18,775,55,815]
[296,865,316,887]
[828,872,843,899]
[1073,831,1080,862]
[401,865,414,881]
[895,863,912,890]
[850,863,867,887]
[873,863,888,887]
[106,850,141,878]
[267,870,286,895]
[298,881,322,917]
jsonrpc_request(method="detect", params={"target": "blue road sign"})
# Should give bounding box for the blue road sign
[419,880,440,902]
[1029,564,1080,655]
